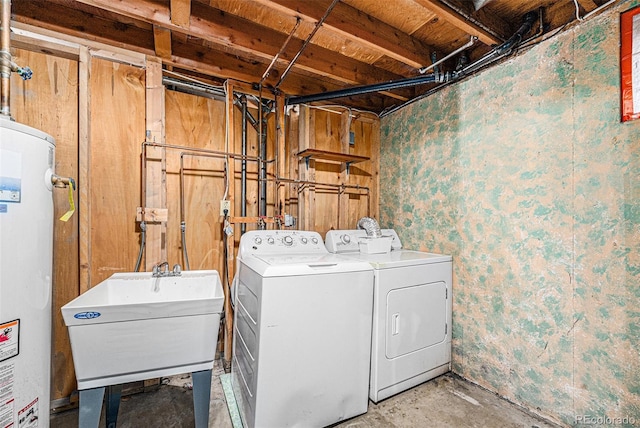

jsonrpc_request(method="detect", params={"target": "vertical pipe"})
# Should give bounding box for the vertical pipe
[1,0,12,117]
[241,96,247,234]
[259,109,267,217]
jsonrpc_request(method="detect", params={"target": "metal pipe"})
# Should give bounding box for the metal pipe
[287,74,440,105]
[419,36,477,74]
[261,17,301,85]
[275,0,340,88]
[1,0,12,117]
[163,76,226,100]
[241,96,248,234]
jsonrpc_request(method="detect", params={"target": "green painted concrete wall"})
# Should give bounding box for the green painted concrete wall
[380,3,640,426]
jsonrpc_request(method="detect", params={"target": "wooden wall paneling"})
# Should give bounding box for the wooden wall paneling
[89,57,145,285]
[312,109,341,234]
[10,48,79,402]
[345,118,379,226]
[164,90,226,272]
[144,57,167,272]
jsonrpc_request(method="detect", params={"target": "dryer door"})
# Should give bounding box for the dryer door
[385,281,447,359]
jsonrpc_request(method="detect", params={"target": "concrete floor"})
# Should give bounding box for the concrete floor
[51,361,558,428]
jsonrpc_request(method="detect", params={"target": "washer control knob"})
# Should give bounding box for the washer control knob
[311,237,318,244]
[267,237,275,245]
[254,237,262,245]
[300,237,308,244]
[341,234,351,244]
[283,235,294,246]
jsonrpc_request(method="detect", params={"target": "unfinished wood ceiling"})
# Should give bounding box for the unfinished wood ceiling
[11,0,614,113]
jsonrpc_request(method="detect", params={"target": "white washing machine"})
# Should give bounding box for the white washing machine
[231,230,374,428]
[325,229,452,403]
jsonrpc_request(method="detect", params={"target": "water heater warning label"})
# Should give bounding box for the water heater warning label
[18,398,37,428]
[0,363,15,428]
[0,150,21,204]
[0,321,19,363]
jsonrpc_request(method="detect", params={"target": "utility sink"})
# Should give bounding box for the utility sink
[62,270,224,390]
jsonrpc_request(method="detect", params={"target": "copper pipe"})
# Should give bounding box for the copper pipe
[1,0,11,117]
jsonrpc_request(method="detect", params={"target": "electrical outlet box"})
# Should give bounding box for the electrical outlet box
[220,200,231,216]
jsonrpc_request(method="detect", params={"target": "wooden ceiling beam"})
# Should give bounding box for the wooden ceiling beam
[256,0,434,69]
[576,0,599,12]
[11,0,404,110]
[170,0,191,28]
[413,0,506,45]
[153,25,172,60]
[12,0,155,55]
[71,0,412,88]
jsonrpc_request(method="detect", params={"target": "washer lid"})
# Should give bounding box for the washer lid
[348,249,452,269]
[242,253,373,277]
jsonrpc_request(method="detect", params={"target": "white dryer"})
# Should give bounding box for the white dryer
[231,230,374,428]
[325,229,452,403]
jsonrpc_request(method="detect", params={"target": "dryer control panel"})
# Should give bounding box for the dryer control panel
[325,229,402,253]
[238,230,326,257]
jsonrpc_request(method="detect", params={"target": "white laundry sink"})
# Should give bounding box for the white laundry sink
[62,270,224,390]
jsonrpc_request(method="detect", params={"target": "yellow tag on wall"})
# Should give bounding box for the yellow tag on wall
[59,184,75,222]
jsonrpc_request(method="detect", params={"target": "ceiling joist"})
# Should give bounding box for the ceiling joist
[255,0,436,69]
[170,0,191,28]
[413,0,505,45]
[72,0,414,91]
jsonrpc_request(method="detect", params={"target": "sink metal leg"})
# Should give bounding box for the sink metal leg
[79,387,105,428]
[192,369,212,428]
[106,384,123,428]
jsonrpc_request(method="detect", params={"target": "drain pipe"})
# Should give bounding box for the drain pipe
[240,95,248,234]
[287,74,443,105]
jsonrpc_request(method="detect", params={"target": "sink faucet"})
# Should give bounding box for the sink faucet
[152,261,181,277]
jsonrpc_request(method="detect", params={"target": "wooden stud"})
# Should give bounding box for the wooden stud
[136,207,169,222]
[79,46,91,294]
[144,56,167,271]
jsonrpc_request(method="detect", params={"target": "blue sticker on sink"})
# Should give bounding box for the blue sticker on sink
[74,312,101,320]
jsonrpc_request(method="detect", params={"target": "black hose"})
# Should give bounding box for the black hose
[181,221,190,270]
[134,221,146,272]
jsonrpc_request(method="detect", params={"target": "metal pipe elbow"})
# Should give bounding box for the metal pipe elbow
[357,216,382,238]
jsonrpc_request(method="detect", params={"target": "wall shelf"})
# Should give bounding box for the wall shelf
[297,148,369,174]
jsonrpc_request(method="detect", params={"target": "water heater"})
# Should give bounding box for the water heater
[0,118,54,428]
